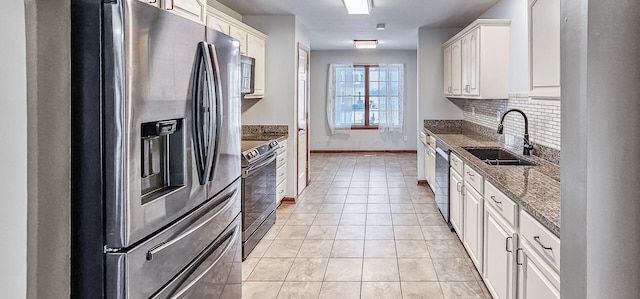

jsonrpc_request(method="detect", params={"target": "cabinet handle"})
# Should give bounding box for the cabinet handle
[466,171,474,181]
[516,248,523,266]
[167,0,174,10]
[490,195,502,205]
[533,236,553,250]
[149,0,157,3]
[460,185,466,196]
[279,189,284,194]
[506,236,513,253]
[456,182,462,192]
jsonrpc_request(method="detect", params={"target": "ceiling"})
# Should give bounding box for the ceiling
[215,0,501,50]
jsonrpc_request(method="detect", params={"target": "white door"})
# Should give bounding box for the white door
[296,44,310,196]
[451,40,462,96]
[449,169,463,237]
[463,185,483,272]
[484,205,515,299]
[518,244,560,299]
[443,45,452,95]
[461,28,480,96]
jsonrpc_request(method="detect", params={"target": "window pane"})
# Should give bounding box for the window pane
[379,82,387,95]
[390,82,399,95]
[369,82,379,96]
[353,110,364,125]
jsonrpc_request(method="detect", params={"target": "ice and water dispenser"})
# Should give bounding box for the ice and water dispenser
[140,119,185,204]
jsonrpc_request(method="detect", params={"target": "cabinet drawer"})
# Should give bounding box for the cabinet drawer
[463,164,484,194]
[520,210,561,271]
[277,141,287,156]
[277,152,287,168]
[484,181,517,228]
[276,179,287,201]
[450,152,464,175]
[276,163,286,185]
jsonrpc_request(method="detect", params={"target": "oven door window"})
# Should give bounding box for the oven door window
[242,155,277,231]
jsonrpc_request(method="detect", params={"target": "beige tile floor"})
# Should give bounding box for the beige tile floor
[242,153,492,299]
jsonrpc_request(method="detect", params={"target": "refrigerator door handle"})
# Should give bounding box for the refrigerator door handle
[145,188,239,261]
[192,41,215,185]
[206,43,223,182]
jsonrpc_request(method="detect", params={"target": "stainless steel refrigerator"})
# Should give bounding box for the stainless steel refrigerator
[71,0,242,297]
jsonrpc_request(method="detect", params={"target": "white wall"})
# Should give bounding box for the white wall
[562,0,640,297]
[309,50,417,151]
[479,0,528,93]
[415,27,462,179]
[0,1,28,297]
[242,15,310,197]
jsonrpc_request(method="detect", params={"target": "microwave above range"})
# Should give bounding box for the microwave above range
[240,55,255,95]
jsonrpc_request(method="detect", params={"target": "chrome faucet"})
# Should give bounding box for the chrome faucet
[497,109,534,156]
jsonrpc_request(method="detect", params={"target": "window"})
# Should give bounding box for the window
[327,64,404,134]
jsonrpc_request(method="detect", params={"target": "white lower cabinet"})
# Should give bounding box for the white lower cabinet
[449,167,464,237]
[447,170,561,299]
[484,203,516,299]
[517,241,560,299]
[276,140,287,206]
[462,183,483,272]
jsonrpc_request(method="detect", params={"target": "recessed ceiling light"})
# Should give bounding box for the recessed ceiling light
[354,40,377,49]
[343,0,372,15]
[376,23,385,31]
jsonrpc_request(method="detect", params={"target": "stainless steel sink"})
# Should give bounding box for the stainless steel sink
[462,147,536,166]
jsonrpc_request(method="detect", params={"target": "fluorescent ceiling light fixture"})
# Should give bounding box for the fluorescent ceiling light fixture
[354,40,377,49]
[343,0,372,14]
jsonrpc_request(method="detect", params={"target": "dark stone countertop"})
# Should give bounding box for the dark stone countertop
[424,123,561,237]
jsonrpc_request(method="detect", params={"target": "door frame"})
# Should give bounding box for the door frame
[296,43,310,195]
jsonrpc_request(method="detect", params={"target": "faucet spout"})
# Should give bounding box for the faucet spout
[497,109,534,156]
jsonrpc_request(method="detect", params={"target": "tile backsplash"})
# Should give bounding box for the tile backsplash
[462,95,561,150]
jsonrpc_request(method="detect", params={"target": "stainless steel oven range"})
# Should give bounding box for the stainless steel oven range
[241,140,279,260]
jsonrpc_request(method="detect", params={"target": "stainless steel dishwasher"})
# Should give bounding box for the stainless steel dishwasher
[434,141,451,228]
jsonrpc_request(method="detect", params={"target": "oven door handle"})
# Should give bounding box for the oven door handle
[242,153,277,177]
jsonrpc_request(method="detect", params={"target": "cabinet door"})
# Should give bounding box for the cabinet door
[443,45,452,95]
[461,28,480,96]
[517,244,560,299]
[449,169,463,237]
[206,13,230,35]
[451,40,462,96]
[484,205,515,299]
[165,0,205,23]
[529,0,561,99]
[246,34,266,97]
[463,184,483,271]
[229,26,248,55]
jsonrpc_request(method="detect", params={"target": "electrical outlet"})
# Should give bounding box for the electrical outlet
[472,106,475,116]
[404,136,408,142]
[497,110,502,121]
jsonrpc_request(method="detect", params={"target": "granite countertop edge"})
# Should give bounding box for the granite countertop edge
[424,127,561,237]
[242,133,289,143]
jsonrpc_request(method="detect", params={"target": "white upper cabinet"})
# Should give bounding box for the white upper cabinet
[229,25,248,55]
[443,40,462,96]
[205,6,268,99]
[461,28,480,96]
[164,0,205,24]
[443,19,511,99]
[206,10,230,35]
[529,0,561,99]
[245,34,266,99]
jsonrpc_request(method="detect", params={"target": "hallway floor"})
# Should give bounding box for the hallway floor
[242,152,491,299]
